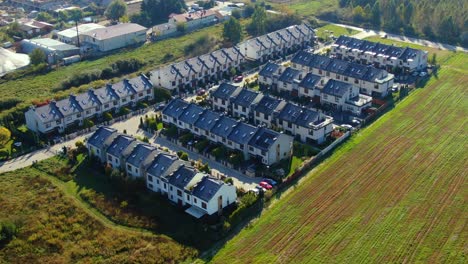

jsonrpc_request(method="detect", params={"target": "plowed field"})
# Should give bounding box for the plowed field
[210,53,468,263]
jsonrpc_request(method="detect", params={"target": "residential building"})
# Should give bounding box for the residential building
[57,23,105,45]
[248,127,293,166]
[209,115,238,144]
[17,18,53,37]
[276,102,303,136]
[298,72,321,100]
[253,95,285,127]
[86,126,118,162]
[210,83,242,113]
[106,135,137,170]
[165,165,204,206]
[291,51,394,97]
[258,62,282,90]
[277,67,302,95]
[321,80,372,115]
[188,176,237,217]
[331,36,428,73]
[80,23,147,52]
[178,103,205,132]
[161,98,190,129]
[193,108,221,137]
[125,143,159,178]
[230,88,262,120]
[168,9,219,31]
[146,154,184,193]
[226,122,257,158]
[25,74,154,134]
[294,108,333,144]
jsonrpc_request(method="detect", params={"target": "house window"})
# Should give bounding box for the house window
[156,179,160,184]
[186,194,190,200]
[256,112,259,117]
[146,90,151,94]
[56,120,61,125]
[249,146,254,151]
[177,190,182,197]
[127,164,132,170]
[335,97,340,103]
[242,106,246,112]
[122,98,127,103]
[374,84,379,89]
[46,123,51,128]
[139,93,143,97]
[194,198,197,203]
[354,79,359,84]
[104,104,109,108]
[326,72,330,77]
[164,183,167,189]
[113,101,118,106]
[323,94,328,100]
[287,122,292,129]
[202,202,207,209]
[86,110,90,115]
[67,117,72,121]
[108,154,112,161]
[77,113,82,117]
[304,88,308,94]
[148,183,153,188]
[170,186,173,191]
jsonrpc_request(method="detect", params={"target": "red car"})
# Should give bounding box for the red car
[234,75,243,82]
[259,181,273,190]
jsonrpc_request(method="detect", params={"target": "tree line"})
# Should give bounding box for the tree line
[328,0,467,46]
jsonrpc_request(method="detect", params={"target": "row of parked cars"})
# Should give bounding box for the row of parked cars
[254,178,278,193]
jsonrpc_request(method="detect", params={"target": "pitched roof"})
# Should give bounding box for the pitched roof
[248,127,280,151]
[291,50,315,66]
[87,127,117,149]
[232,88,261,108]
[192,176,224,202]
[298,73,320,90]
[258,62,281,78]
[146,153,182,178]
[278,67,301,83]
[107,135,135,157]
[32,101,64,122]
[325,59,350,75]
[308,54,332,70]
[194,110,221,131]
[167,165,198,189]
[179,103,205,125]
[126,143,158,167]
[322,79,352,97]
[75,89,102,110]
[211,83,239,100]
[162,98,189,119]
[227,122,257,145]
[55,95,83,116]
[295,108,322,128]
[210,116,237,138]
[254,95,283,115]
[277,103,303,123]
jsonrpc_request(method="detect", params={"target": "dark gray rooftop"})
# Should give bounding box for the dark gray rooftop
[258,62,281,78]
[192,176,224,202]
[254,95,282,115]
[295,108,322,128]
[126,143,157,167]
[248,127,279,151]
[107,135,135,157]
[87,127,117,149]
[168,165,198,189]
[211,83,238,100]
[232,88,260,108]
[227,122,257,145]
[146,153,182,178]
[308,54,332,70]
[322,79,352,97]
[210,116,237,138]
[193,110,221,132]
[127,74,153,93]
[162,98,189,119]
[278,67,301,83]
[178,104,205,125]
[298,73,320,90]
[326,59,350,75]
[277,103,303,124]
[291,50,314,66]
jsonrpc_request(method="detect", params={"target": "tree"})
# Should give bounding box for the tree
[105,0,127,22]
[140,0,187,25]
[36,12,54,23]
[29,48,46,65]
[248,5,267,36]
[223,17,242,45]
[0,126,10,147]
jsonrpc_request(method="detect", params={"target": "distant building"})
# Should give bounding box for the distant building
[168,9,220,31]
[16,18,53,37]
[21,38,80,64]
[57,23,105,45]
[80,23,147,52]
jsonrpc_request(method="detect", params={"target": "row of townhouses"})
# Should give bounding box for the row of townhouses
[161,99,294,166]
[290,51,395,98]
[258,61,373,115]
[86,127,237,218]
[210,83,334,144]
[25,74,154,134]
[150,23,315,92]
[331,35,428,73]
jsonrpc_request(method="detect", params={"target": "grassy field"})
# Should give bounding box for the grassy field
[208,50,467,262]
[316,24,359,40]
[0,167,197,263]
[265,0,338,19]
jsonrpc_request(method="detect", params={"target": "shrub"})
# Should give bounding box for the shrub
[0,220,17,243]
[103,112,113,121]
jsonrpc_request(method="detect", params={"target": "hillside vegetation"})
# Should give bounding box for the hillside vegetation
[0,168,197,263]
[209,50,468,262]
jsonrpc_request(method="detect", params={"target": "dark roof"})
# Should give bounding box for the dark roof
[295,108,321,128]
[211,83,238,100]
[162,98,189,119]
[179,104,205,125]
[384,45,404,58]
[326,59,350,75]
[362,67,386,82]
[127,74,153,93]
[168,165,198,189]
[194,110,221,131]
[278,67,301,83]
[87,127,117,149]
[277,103,303,123]
[192,176,224,202]
[33,101,64,122]
[227,122,257,145]
[210,116,237,138]
[75,89,102,110]
[232,88,260,108]
[291,50,315,66]
[146,153,182,178]
[248,127,279,151]
[299,73,320,90]
[55,95,83,116]
[254,95,282,115]
[107,135,135,157]
[322,79,352,97]
[126,143,157,167]
[258,62,281,78]
[344,63,368,79]
[399,47,420,61]
[308,54,332,70]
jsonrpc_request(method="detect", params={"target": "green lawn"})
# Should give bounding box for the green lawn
[265,0,338,19]
[316,24,359,40]
[208,50,467,263]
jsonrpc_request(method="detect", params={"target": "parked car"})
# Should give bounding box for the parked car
[259,181,273,190]
[196,89,206,96]
[155,103,166,111]
[341,124,354,131]
[351,119,361,126]
[234,75,243,83]
[262,178,278,186]
[419,72,428,77]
